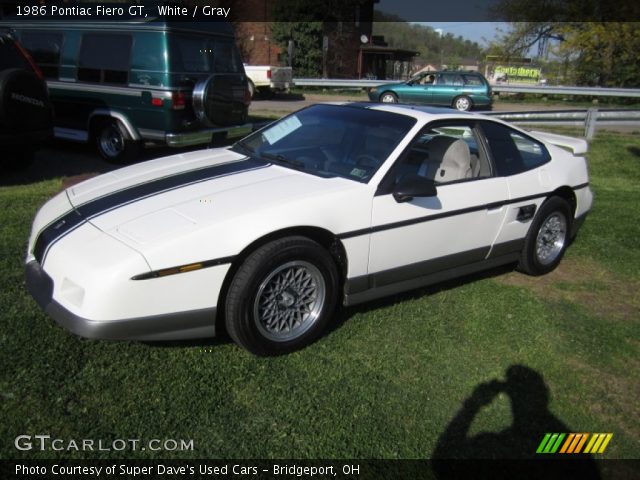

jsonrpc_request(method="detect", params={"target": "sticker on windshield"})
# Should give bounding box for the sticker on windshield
[262,115,302,145]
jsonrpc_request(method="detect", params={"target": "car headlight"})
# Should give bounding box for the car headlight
[369,87,377,93]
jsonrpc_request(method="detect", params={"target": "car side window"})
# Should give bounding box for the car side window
[381,123,491,191]
[78,34,132,84]
[20,31,63,79]
[462,74,483,86]
[437,74,463,86]
[480,121,550,176]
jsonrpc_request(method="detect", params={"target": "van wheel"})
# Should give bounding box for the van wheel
[95,119,140,164]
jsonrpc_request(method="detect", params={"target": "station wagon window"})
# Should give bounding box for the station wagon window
[437,73,463,86]
[169,34,242,74]
[20,31,63,79]
[462,74,483,86]
[480,121,550,176]
[78,34,132,84]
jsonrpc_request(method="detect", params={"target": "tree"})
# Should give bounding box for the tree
[487,0,640,87]
[270,22,324,77]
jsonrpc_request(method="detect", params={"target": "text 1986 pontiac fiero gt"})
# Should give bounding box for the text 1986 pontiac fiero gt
[26,103,592,355]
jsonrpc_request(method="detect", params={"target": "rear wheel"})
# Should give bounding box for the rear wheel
[453,95,472,111]
[95,119,140,164]
[518,196,572,275]
[380,92,398,103]
[225,236,339,356]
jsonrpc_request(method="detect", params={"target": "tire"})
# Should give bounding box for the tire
[453,95,472,111]
[517,196,572,276]
[95,119,140,164]
[225,236,339,356]
[379,92,398,103]
[0,68,52,132]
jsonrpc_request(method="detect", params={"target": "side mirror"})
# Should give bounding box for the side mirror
[392,174,437,203]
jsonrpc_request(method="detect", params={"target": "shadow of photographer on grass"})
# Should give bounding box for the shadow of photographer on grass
[432,365,601,480]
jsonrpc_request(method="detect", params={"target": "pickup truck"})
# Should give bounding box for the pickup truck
[244,65,294,98]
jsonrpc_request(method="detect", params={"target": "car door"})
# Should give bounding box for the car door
[476,120,554,251]
[367,121,510,283]
[400,74,434,104]
[430,73,463,106]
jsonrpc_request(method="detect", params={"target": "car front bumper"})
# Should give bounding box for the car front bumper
[25,261,216,341]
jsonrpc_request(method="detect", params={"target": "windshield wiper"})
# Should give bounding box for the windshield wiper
[260,152,305,169]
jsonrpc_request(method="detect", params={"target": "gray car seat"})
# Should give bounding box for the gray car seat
[418,136,472,182]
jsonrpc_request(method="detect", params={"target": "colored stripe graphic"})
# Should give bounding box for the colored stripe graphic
[32,158,269,264]
[538,433,613,454]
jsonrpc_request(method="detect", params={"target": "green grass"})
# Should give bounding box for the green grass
[1,132,638,461]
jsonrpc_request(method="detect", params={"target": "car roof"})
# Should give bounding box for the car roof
[338,102,478,122]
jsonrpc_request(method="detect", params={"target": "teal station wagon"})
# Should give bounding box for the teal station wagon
[368,70,493,112]
[1,19,252,162]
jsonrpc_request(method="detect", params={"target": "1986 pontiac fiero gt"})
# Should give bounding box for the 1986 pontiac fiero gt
[26,104,592,355]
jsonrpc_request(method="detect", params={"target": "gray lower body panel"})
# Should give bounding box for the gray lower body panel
[25,261,216,341]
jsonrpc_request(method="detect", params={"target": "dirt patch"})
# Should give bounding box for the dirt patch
[563,356,640,443]
[60,173,100,191]
[496,257,639,322]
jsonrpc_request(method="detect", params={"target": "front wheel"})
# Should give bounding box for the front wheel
[225,237,339,356]
[517,197,572,276]
[453,95,472,111]
[380,92,398,103]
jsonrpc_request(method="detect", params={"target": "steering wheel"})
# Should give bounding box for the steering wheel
[354,154,379,168]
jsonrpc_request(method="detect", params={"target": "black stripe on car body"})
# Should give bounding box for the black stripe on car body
[338,184,589,240]
[33,158,269,264]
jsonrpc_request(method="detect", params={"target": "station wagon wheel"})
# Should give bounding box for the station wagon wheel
[95,119,140,164]
[225,236,339,356]
[453,95,472,111]
[517,196,572,276]
[380,92,398,103]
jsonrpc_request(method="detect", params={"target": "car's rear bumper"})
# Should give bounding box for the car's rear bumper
[25,261,216,341]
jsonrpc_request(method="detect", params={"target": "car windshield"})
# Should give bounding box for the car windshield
[232,104,416,183]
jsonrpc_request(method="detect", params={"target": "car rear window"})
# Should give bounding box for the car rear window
[169,34,242,74]
[0,37,32,71]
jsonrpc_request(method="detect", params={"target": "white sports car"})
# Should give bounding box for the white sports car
[26,103,592,355]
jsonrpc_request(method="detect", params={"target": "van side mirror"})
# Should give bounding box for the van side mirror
[392,174,437,203]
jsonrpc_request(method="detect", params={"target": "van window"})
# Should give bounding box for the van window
[78,34,132,84]
[169,34,242,74]
[0,37,32,71]
[20,31,63,79]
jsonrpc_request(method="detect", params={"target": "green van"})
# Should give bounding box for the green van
[0,19,252,162]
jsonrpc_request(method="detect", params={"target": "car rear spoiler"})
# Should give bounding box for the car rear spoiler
[530,130,588,155]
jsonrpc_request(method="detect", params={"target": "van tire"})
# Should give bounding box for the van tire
[95,119,140,164]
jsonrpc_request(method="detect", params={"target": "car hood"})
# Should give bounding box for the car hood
[65,148,363,262]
